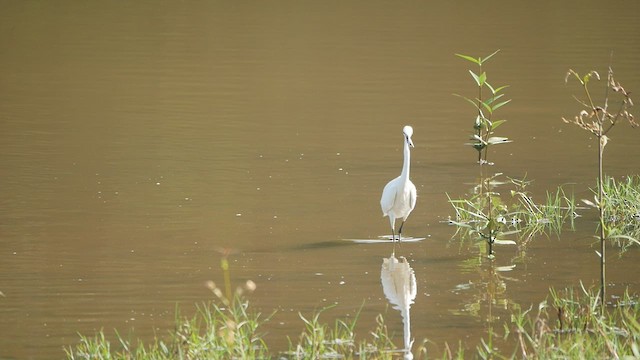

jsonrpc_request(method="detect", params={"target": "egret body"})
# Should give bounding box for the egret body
[380,125,417,242]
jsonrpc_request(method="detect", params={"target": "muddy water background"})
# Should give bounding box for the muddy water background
[1,1,640,358]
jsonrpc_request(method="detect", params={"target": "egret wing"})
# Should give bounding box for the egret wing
[408,182,417,212]
[380,179,398,215]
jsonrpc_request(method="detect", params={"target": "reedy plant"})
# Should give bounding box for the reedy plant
[563,65,637,308]
[65,290,270,360]
[285,308,398,360]
[496,285,640,359]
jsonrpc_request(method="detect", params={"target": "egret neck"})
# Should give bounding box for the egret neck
[400,136,412,183]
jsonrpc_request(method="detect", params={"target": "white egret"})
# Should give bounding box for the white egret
[380,125,417,242]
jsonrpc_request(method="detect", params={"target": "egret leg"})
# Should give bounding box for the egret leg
[389,217,397,242]
[398,221,406,242]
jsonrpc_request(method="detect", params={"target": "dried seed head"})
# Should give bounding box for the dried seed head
[205,281,216,291]
[245,280,257,292]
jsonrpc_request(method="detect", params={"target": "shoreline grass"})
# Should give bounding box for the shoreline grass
[65,285,639,360]
[65,298,401,360]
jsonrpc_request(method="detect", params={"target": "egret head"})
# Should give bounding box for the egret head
[403,125,414,148]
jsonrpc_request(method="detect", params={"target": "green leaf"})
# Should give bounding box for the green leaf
[453,93,481,110]
[582,70,600,85]
[486,81,510,95]
[479,72,487,86]
[471,134,484,141]
[485,81,496,94]
[481,49,501,64]
[485,93,505,105]
[479,99,493,114]
[491,119,507,130]
[487,136,512,145]
[458,207,489,221]
[446,219,474,228]
[493,239,516,245]
[491,99,512,112]
[496,265,517,272]
[469,70,482,86]
[609,234,640,246]
[492,85,510,95]
[447,198,469,204]
[465,141,486,150]
[455,53,480,65]
[474,115,482,129]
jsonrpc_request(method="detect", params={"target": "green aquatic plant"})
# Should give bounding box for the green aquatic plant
[454,50,512,168]
[507,179,578,240]
[447,175,577,256]
[563,64,637,308]
[453,50,512,257]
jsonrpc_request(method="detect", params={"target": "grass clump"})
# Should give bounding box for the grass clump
[600,175,640,252]
[66,296,270,360]
[487,286,640,359]
[284,309,399,360]
[447,176,577,254]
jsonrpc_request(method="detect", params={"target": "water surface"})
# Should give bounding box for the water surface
[1,1,640,358]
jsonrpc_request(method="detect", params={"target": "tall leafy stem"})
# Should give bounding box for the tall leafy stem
[454,50,512,257]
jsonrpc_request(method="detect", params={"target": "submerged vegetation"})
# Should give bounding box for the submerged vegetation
[447,175,578,249]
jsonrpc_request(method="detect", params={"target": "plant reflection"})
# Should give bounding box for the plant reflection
[451,253,518,357]
[453,256,517,319]
[381,251,417,360]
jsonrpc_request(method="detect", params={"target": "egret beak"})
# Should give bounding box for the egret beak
[407,137,414,148]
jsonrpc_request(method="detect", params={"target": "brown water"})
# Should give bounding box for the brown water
[1,1,640,359]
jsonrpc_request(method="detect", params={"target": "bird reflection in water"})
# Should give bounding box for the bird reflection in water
[381,252,417,359]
